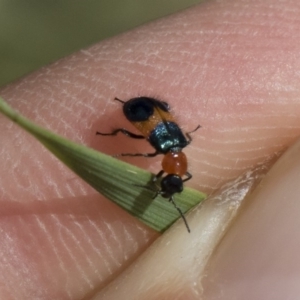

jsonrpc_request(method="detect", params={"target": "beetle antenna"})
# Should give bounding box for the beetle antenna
[133,184,190,232]
[169,197,191,233]
[114,97,125,104]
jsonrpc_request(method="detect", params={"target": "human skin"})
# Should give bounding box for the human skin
[1,0,300,299]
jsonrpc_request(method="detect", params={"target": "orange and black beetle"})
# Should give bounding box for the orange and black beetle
[97,96,200,232]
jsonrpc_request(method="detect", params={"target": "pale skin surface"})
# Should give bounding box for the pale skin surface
[1,0,300,299]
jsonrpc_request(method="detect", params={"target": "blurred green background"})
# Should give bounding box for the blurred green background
[0,0,202,88]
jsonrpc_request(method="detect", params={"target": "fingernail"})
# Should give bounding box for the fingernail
[202,139,300,299]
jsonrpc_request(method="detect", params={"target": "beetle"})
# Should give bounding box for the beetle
[97,96,200,232]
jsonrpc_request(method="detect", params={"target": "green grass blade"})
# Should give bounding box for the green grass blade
[0,97,206,232]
